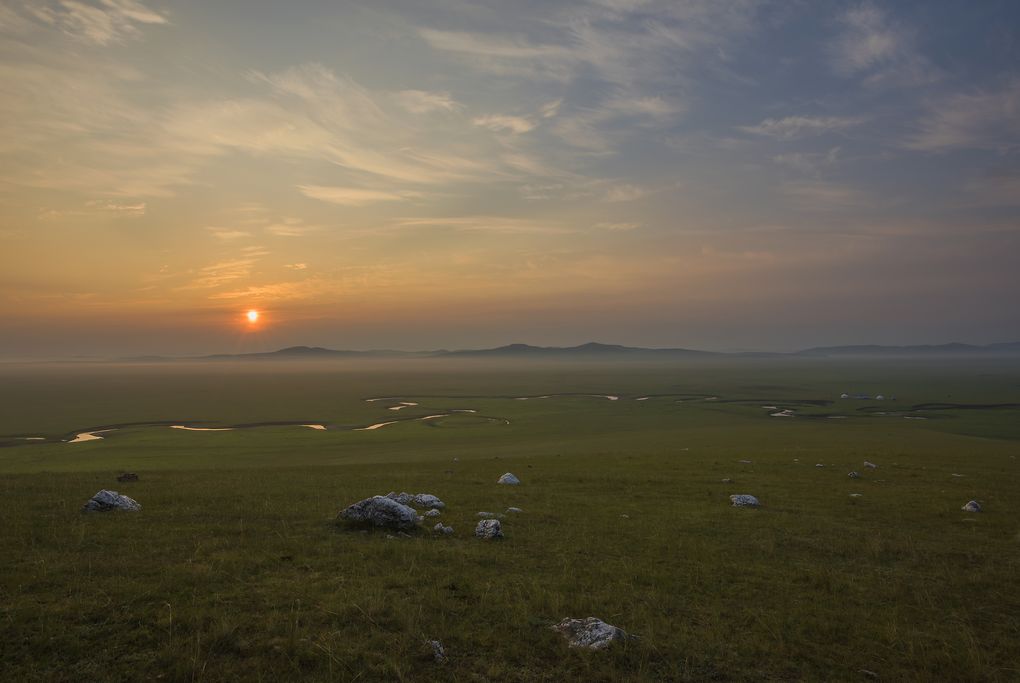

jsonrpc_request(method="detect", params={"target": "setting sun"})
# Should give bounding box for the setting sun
[246,310,259,323]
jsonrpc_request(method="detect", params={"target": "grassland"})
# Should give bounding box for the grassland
[1,357,1018,681]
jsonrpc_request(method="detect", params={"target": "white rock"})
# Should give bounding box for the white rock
[849,493,863,498]
[82,489,141,512]
[506,507,523,513]
[384,491,415,505]
[721,478,734,483]
[477,511,496,518]
[729,494,760,507]
[864,461,877,469]
[474,519,503,539]
[738,459,752,464]
[413,493,445,509]
[497,472,520,485]
[552,617,630,650]
[425,509,442,518]
[848,471,861,479]
[340,496,419,530]
[961,500,981,513]
[433,523,453,535]
[815,463,825,468]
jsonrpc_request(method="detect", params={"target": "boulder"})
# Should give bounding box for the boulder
[340,496,419,530]
[425,509,442,518]
[729,494,759,507]
[552,617,630,650]
[497,472,520,485]
[116,472,139,482]
[384,491,415,505]
[413,493,445,509]
[475,519,503,539]
[961,500,981,513]
[848,471,861,479]
[433,523,454,535]
[82,489,141,512]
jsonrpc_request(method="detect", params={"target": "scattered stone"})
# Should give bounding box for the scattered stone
[497,472,520,485]
[475,519,503,539]
[433,523,454,535]
[82,489,141,513]
[477,511,496,518]
[721,478,733,483]
[413,493,445,509]
[951,473,964,478]
[116,472,139,482]
[426,639,446,663]
[961,500,981,513]
[848,471,861,479]
[815,463,825,468]
[850,493,863,498]
[506,507,523,513]
[620,514,630,518]
[552,617,631,650]
[425,509,442,518]
[340,496,419,531]
[738,459,752,464]
[863,461,877,469]
[729,494,760,507]
[384,491,415,505]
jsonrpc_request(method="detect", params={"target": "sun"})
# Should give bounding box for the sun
[246,309,259,323]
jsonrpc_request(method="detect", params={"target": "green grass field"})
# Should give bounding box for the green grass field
[1,358,1019,681]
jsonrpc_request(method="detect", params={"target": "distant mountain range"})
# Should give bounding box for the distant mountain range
[115,341,1020,362]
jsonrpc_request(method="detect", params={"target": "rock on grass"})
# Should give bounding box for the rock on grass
[82,490,141,512]
[475,519,503,539]
[497,473,520,485]
[340,496,419,530]
[729,494,760,507]
[961,500,981,513]
[552,617,631,649]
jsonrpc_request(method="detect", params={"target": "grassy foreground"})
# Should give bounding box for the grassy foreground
[1,358,1019,681]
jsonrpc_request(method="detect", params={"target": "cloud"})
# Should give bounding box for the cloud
[472,114,536,134]
[264,217,322,236]
[904,81,1020,152]
[298,185,420,206]
[206,227,251,241]
[392,215,570,235]
[391,89,461,114]
[772,147,841,175]
[22,0,168,45]
[604,184,650,202]
[830,2,936,87]
[783,181,866,211]
[285,263,308,270]
[595,221,641,231]
[740,116,861,140]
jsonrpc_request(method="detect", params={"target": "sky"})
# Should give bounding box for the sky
[1,0,1019,357]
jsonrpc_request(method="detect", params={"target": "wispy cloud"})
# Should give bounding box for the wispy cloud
[595,221,641,231]
[393,215,570,235]
[391,89,461,114]
[604,184,650,202]
[740,116,862,140]
[206,227,251,241]
[830,2,936,87]
[298,185,421,206]
[905,81,1020,152]
[472,114,536,134]
[783,181,866,211]
[17,0,168,45]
